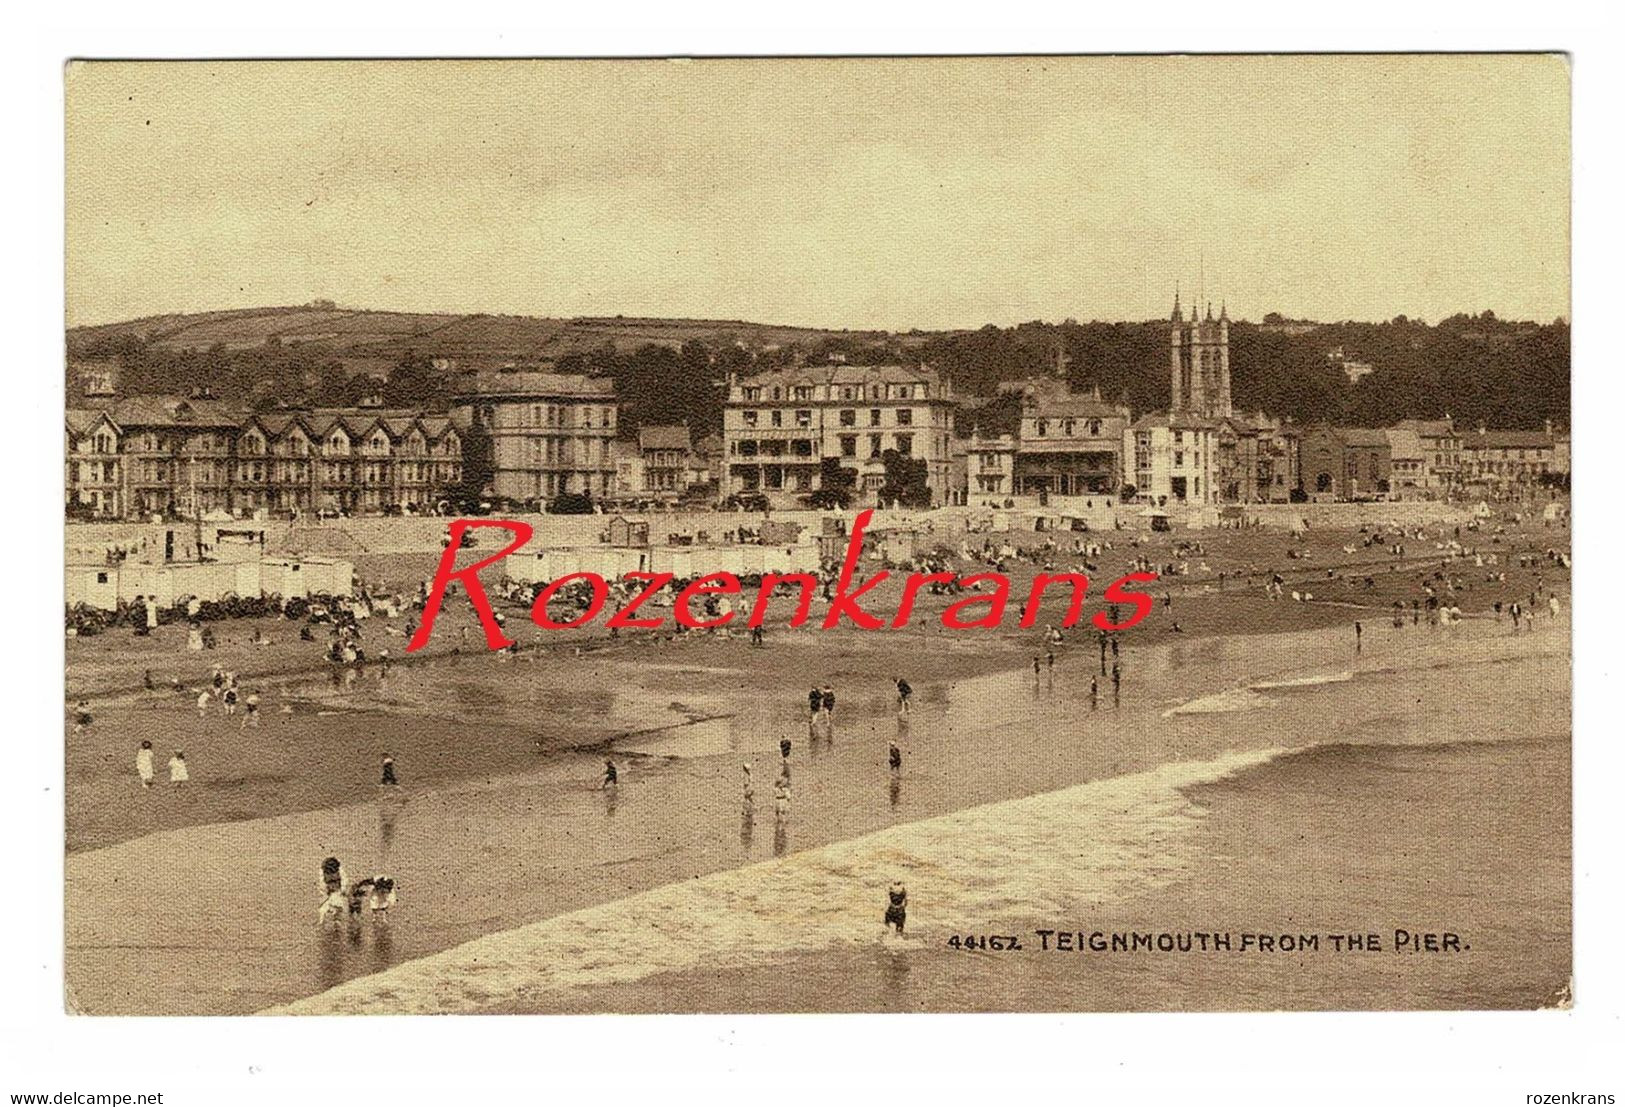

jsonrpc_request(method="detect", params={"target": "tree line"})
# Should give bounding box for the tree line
[70,309,1568,436]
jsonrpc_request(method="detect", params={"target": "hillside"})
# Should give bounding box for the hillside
[67,305,1569,439]
[68,304,884,360]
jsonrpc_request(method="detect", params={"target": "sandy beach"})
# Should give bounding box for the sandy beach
[63,512,1572,1014]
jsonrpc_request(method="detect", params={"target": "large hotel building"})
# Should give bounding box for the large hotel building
[456,369,619,504]
[720,363,956,507]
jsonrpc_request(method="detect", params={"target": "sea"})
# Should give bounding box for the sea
[66,614,1570,1015]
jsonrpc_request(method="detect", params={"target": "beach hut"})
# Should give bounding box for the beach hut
[66,564,120,610]
[1138,507,1172,533]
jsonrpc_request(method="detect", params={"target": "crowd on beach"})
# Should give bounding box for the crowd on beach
[69,502,1571,946]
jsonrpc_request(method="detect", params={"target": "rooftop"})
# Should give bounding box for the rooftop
[638,424,691,452]
[459,370,616,399]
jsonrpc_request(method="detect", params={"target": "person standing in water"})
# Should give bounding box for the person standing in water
[317,859,346,925]
[884,881,908,936]
[773,769,791,818]
[135,740,154,789]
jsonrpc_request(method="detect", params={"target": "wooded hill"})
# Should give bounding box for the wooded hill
[68,305,1568,439]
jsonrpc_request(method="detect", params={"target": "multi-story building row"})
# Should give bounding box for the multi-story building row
[1460,426,1567,492]
[68,335,1564,518]
[65,395,464,519]
[1299,420,1567,502]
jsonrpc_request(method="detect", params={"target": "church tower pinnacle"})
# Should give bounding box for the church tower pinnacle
[1168,287,1232,418]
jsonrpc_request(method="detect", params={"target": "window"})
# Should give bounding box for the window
[795,410,812,428]
[743,387,761,401]
[868,434,883,458]
[895,434,913,456]
[1036,419,1048,437]
[771,410,783,428]
[869,409,882,427]
[1174,451,1185,467]
[839,409,856,427]
[1062,419,1075,436]
[840,435,857,457]
[1173,430,1183,446]
[1089,420,1101,436]
[897,409,913,427]
[743,411,758,427]
[793,386,813,401]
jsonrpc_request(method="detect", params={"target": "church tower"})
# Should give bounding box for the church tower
[1168,293,1231,418]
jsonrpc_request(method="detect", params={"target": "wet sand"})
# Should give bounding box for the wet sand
[279,621,1569,1015]
[64,514,1571,1014]
[67,608,1567,1014]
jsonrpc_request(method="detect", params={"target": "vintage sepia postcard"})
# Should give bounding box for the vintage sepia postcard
[63,55,1571,1016]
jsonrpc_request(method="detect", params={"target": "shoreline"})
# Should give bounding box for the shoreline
[269,622,1569,1015]
[67,607,1567,1015]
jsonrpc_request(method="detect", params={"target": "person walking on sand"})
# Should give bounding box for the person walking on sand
[889,740,902,773]
[380,756,398,786]
[821,685,835,717]
[808,686,822,717]
[240,691,260,730]
[895,677,913,714]
[195,689,210,718]
[601,759,618,790]
[741,762,754,804]
[1355,621,1363,655]
[168,750,189,786]
[136,740,154,789]
[773,770,791,818]
[1090,675,1099,710]
[1111,662,1121,706]
[884,881,908,936]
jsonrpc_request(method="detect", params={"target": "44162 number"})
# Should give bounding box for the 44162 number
[946,934,1023,951]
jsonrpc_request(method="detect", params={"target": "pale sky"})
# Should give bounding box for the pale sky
[66,56,1570,329]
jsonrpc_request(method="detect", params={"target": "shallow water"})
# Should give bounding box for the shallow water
[66,614,1568,1015]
